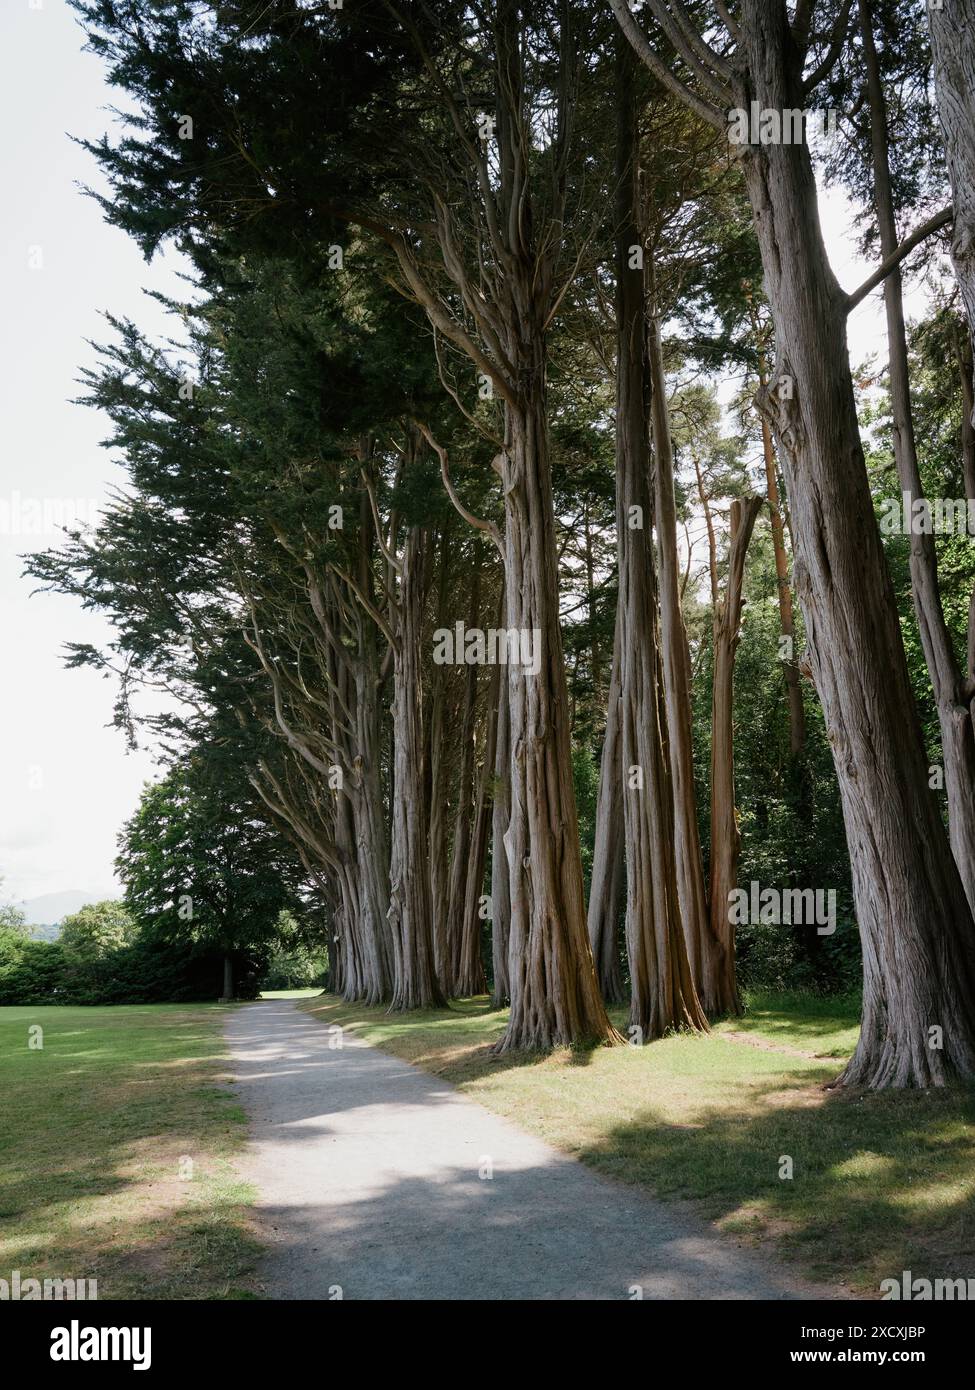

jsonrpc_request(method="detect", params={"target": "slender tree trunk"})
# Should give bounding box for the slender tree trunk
[929,3,975,695]
[388,528,446,1010]
[736,0,975,1086]
[753,325,806,756]
[331,875,353,998]
[587,620,626,1004]
[929,2,975,352]
[333,784,366,1002]
[445,572,481,995]
[862,0,975,914]
[427,530,451,982]
[457,662,499,997]
[490,667,512,1007]
[706,495,762,1016]
[583,506,603,696]
[956,333,975,684]
[647,296,714,1004]
[327,650,372,1004]
[348,615,393,1005]
[616,45,707,1038]
[221,954,234,1003]
[959,333,975,500]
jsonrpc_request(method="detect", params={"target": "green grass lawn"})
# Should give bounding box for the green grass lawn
[259,988,324,999]
[0,1004,260,1300]
[299,990,975,1295]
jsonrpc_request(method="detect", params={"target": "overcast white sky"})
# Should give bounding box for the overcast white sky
[1,0,187,903]
[0,1,949,906]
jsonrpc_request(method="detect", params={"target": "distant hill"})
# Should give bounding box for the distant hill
[15,890,119,927]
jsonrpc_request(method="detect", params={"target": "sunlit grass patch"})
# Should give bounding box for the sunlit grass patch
[0,1003,260,1300]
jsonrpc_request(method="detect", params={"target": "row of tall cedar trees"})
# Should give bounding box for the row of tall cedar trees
[38,0,975,1085]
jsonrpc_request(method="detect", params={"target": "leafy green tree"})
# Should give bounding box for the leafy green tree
[117,759,301,1000]
[59,900,136,962]
[0,907,28,935]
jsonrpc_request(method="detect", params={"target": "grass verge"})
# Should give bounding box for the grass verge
[298,990,975,1295]
[0,1003,260,1299]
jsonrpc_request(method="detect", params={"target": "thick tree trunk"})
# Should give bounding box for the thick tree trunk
[862,0,975,914]
[707,496,762,1017]
[615,46,707,1038]
[737,0,975,1086]
[388,528,446,1010]
[490,669,512,1007]
[221,953,234,1003]
[587,620,626,1004]
[646,296,714,1002]
[495,347,620,1051]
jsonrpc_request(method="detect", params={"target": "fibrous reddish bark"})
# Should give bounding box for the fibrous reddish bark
[445,572,481,996]
[646,295,713,1004]
[490,669,512,1007]
[427,530,451,984]
[751,319,805,758]
[613,0,975,1086]
[587,621,626,1005]
[497,375,621,1051]
[862,0,975,915]
[457,662,499,998]
[736,2,975,1086]
[388,526,446,1010]
[615,44,707,1039]
[703,492,762,1017]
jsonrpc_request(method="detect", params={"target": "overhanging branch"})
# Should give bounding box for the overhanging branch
[845,206,953,313]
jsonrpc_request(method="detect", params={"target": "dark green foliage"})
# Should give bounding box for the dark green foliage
[0,932,266,1006]
[0,935,68,1005]
[262,944,329,992]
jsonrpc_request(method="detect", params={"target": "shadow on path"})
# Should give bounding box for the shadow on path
[225,999,837,1301]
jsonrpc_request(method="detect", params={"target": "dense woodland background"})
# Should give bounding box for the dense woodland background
[6,0,975,1090]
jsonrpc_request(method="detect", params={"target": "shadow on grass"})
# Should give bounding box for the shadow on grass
[300,991,627,1081]
[575,1072,975,1289]
[299,991,975,1290]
